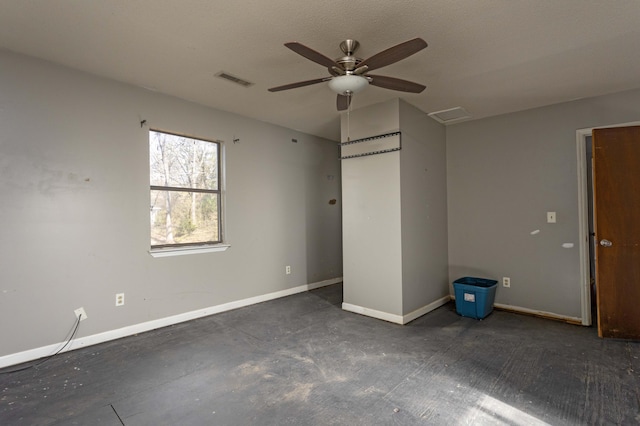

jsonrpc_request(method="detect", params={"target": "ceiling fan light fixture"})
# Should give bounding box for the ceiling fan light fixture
[328,75,369,95]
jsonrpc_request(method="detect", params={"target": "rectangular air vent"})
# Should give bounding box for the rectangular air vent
[428,107,471,124]
[215,71,254,87]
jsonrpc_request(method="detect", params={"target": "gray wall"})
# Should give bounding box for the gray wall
[399,101,448,315]
[0,50,342,357]
[446,88,640,318]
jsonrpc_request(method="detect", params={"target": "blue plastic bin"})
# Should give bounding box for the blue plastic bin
[453,277,498,319]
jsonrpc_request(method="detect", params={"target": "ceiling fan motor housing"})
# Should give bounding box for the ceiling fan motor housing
[334,39,362,72]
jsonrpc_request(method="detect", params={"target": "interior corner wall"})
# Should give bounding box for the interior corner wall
[0,49,343,360]
[399,101,448,316]
[339,99,400,142]
[446,87,640,319]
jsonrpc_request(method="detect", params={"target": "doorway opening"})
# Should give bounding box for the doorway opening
[584,135,596,322]
[576,121,640,327]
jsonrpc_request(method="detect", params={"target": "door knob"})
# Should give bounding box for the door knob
[600,239,613,247]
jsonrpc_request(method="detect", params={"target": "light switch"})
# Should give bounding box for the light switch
[547,212,556,223]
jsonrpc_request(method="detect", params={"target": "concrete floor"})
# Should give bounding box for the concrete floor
[1,283,639,425]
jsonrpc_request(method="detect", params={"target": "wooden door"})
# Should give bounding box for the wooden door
[593,126,640,338]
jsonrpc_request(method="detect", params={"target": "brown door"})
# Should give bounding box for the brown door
[593,126,640,338]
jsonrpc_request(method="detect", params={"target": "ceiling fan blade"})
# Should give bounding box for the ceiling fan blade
[358,38,427,72]
[268,77,329,92]
[368,75,426,93]
[285,42,339,68]
[337,94,351,111]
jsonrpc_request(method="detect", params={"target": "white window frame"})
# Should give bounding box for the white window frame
[148,129,229,257]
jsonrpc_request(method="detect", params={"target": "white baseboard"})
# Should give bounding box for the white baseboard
[0,277,343,369]
[307,277,342,291]
[342,295,450,325]
[342,303,404,324]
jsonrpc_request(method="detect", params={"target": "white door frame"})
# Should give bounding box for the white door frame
[576,121,640,326]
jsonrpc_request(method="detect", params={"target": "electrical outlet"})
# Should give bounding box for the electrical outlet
[285,265,291,275]
[502,277,511,288]
[74,307,88,321]
[115,293,125,306]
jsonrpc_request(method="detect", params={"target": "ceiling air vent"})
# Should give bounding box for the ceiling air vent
[428,107,471,124]
[215,71,254,88]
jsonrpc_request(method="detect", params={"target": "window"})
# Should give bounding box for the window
[149,130,222,249]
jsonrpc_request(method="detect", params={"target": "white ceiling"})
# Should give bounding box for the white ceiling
[1,1,640,141]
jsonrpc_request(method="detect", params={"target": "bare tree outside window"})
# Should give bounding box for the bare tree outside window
[149,130,221,248]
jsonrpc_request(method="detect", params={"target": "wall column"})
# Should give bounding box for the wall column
[340,99,449,324]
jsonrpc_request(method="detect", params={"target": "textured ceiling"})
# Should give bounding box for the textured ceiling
[1,1,640,141]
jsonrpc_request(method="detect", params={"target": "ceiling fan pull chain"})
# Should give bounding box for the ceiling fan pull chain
[347,98,351,142]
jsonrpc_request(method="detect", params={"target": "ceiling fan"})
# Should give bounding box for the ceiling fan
[268,38,428,111]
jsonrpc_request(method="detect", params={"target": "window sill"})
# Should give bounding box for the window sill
[149,244,231,258]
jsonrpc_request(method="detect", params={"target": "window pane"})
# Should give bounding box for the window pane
[149,131,218,190]
[150,190,220,246]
